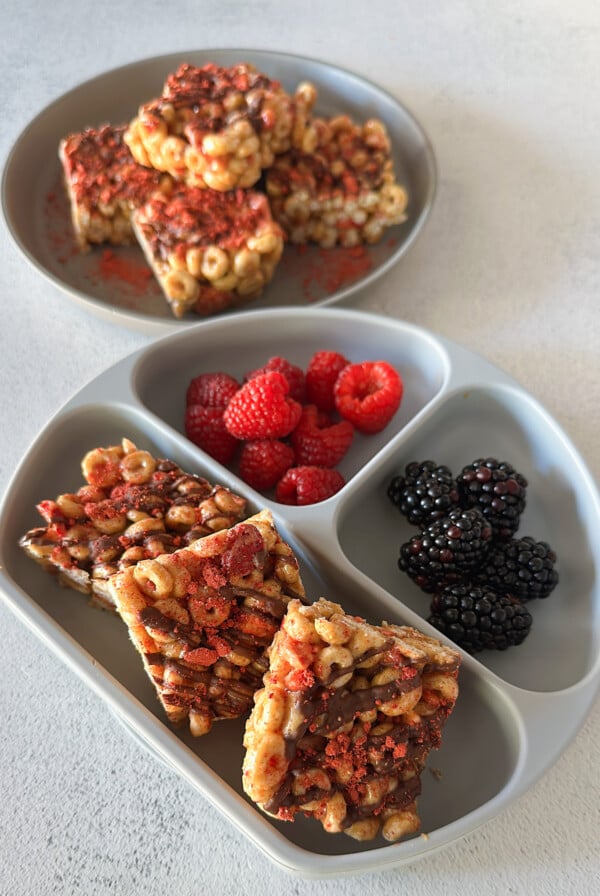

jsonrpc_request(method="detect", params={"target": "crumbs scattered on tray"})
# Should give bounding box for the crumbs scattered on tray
[279,242,377,302]
[94,249,154,293]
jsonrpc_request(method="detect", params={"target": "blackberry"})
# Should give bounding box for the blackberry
[398,507,493,593]
[457,457,527,538]
[477,536,558,601]
[428,583,533,653]
[387,460,460,527]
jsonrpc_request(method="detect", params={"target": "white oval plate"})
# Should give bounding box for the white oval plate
[1,50,436,334]
[1,307,598,877]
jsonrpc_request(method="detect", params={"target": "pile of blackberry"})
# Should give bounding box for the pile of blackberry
[388,457,558,654]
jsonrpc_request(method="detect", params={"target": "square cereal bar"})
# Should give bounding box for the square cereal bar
[242,598,460,842]
[265,114,409,248]
[124,61,317,191]
[108,509,306,736]
[19,438,247,610]
[59,123,172,251]
[131,185,284,318]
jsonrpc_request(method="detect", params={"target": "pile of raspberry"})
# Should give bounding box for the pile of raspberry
[387,457,559,654]
[185,351,403,505]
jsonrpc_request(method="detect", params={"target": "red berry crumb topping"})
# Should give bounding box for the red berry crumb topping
[334,360,403,434]
[246,356,306,403]
[290,405,354,468]
[184,404,239,464]
[276,466,345,505]
[305,350,350,411]
[239,440,295,491]
[223,371,302,440]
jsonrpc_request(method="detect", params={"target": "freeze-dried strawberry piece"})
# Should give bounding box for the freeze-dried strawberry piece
[305,350,350,411]
[221,523,266,577]
[246,356,306,403]
[276,465,345,505]
[224,371,302,440]
[334,360,403,434]
[185,404,239,463]
[239,440,295,491]
[290,405,354,468]
[186,372,240,408]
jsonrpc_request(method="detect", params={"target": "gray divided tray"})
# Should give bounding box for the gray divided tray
[1,307,599,877]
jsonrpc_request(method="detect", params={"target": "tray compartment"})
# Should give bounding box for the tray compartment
[0,394,523,861]
[133,308,450,489]
[336,384,600,692]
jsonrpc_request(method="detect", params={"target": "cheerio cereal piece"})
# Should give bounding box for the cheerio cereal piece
[131,185,284,318]
[124,61,317,191]
[265,114,409,248]
[108,509,306,735]
[59,124,173,251]
[19,438,248,610]
[242,598,460,841]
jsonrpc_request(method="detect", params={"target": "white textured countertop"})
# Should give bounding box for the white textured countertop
[1,2,599,893]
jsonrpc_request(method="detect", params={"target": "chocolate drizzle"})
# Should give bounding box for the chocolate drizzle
[19,458,247,603]
[135,541,302,723]
[155,62,279,134]
[261,635,454,829]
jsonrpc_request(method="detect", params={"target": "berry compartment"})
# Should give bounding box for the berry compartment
[132,307,449,493]
[337,383,600,693]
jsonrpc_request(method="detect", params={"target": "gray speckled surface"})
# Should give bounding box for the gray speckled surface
[1,2,599,893]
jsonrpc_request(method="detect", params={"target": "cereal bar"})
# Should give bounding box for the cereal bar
[108,509,306,736]
[265,114,409,248]
[124,62,317,191]
[131,185,284,317]
[19,438,247,610]
[59,124,172,251]
[242,598,460,842]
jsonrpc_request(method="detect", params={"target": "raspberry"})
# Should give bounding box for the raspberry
[186,372,240,408]
[305,350,350,411]
[246,356,306,403]
[334,360,403,434]
[238,440,295,491]
[275,466,345,505]
[290,404,354,468]
[185,404,239,464]
[223,371,302,440]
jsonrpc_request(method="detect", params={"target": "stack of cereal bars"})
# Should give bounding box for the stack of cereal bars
[58,61,410,318]
[20,438,459,845]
